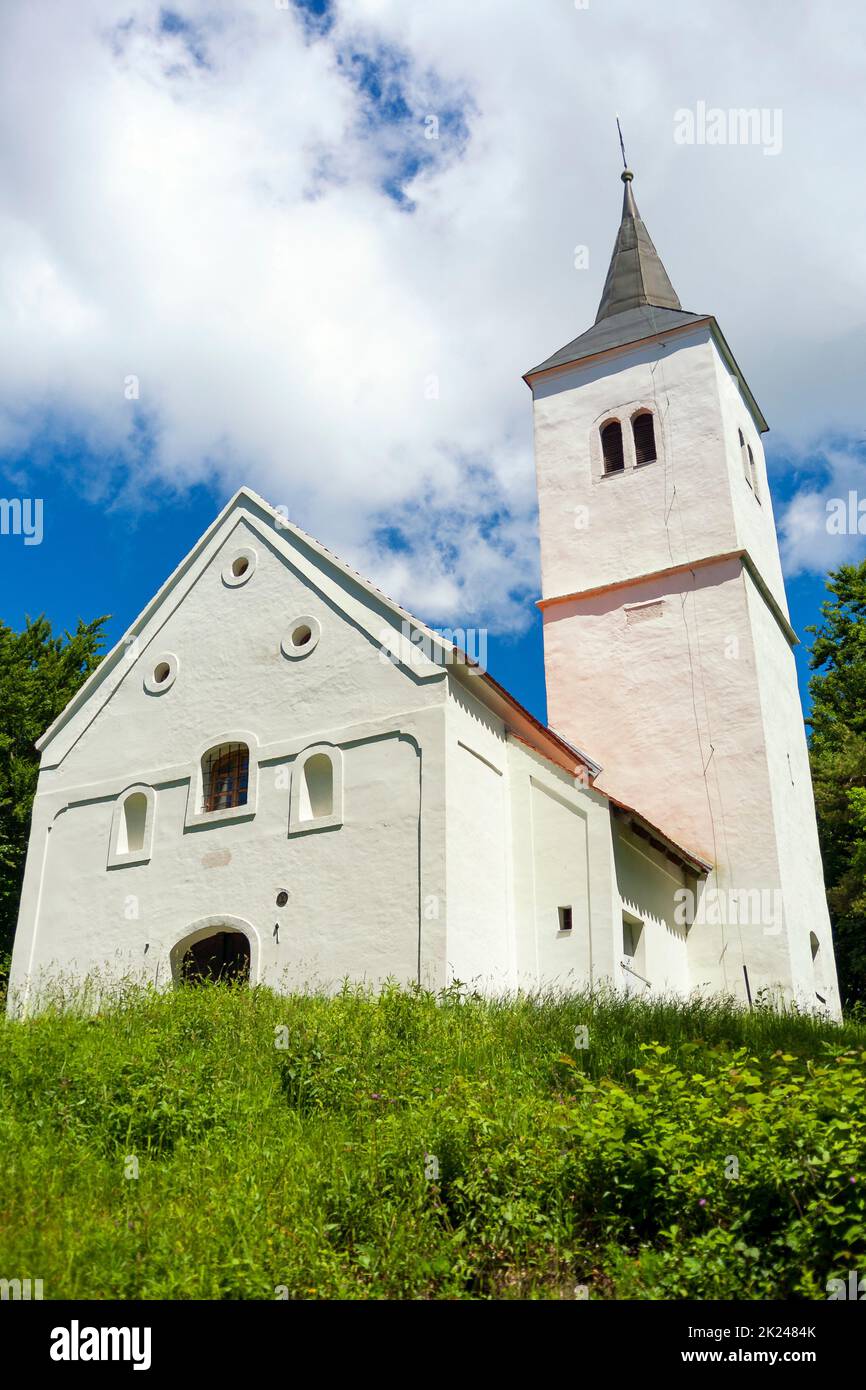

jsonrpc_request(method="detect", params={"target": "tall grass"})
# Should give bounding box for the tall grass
[0,981,864,1299]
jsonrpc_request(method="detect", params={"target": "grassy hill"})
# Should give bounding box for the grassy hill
[0,982,864,1300]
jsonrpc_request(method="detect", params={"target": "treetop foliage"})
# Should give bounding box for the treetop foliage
[0,614,108,956]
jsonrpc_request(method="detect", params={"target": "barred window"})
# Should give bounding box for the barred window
[202,743,249,814]
[632,411,657,465]
[601,419,624,473]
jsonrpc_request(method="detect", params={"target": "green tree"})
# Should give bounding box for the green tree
[807,560,866,1007]
[0,615,108,959]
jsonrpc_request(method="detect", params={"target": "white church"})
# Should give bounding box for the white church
[7,170,840,1016]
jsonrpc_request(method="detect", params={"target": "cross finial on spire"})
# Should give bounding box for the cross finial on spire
[616,114,628,171]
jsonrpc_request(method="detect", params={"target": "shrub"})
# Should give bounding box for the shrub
[0,983,863,1299]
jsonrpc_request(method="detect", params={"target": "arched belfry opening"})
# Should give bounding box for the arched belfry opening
[601,419,625,473]
[180,929,250,985]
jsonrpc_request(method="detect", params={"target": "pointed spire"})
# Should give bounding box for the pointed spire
[594,170,682,324]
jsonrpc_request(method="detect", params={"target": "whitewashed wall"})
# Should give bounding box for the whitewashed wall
[443,680,513,988]
[9,501,451,1009]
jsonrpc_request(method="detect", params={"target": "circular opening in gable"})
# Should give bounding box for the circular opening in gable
[276,890,289,907]
[144,653,178,694]
[222,547,257,587]
[280,614,321,660]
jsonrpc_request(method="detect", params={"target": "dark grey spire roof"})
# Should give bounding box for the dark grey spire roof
[595,170,682,322]
[525,304,708,378]
[523,168,769,433]
[524,169,710,381]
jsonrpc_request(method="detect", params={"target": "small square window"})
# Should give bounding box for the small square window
[622,914,644,965]
[558,906,573,932]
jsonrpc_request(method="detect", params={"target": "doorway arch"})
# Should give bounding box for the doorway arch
[181,930,250,984]
[170,915,260,987]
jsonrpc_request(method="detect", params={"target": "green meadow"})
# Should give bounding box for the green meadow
[1,981,864,1300]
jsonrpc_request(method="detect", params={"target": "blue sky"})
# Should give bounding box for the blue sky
[1,0,864,732]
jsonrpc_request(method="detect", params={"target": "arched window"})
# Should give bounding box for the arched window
[202,743,249,813]
[300,753,334,821]
[601,420,625,473]
[290,745,343,833]
[119,792,148,854]
[632,411,657,465]
[739,429,752,489]
[108,785,155,868]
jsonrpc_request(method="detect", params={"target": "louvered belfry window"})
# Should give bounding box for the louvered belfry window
[632,412,657,465]
[202,743,249,813]
[601,420,625,473]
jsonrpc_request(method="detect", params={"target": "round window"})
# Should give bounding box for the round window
[280,615,321,660]
[222,547,257,587]
[144,653,179,694]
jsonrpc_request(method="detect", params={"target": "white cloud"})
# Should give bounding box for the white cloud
[1,0,865,629]
[779,446,866,576]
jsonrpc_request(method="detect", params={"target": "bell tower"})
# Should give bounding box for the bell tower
[526,168,840,1014]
